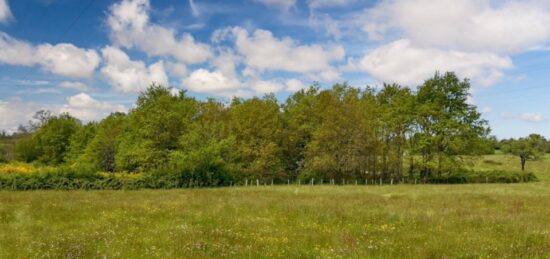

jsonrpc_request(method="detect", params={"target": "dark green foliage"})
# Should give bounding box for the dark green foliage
[14,136,38,163]
[0,166,234,191]
[427,170,537,184]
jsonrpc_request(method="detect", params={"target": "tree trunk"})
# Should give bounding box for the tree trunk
[520,156,526,171]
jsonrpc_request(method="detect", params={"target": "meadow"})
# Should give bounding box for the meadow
[0,154,549,258]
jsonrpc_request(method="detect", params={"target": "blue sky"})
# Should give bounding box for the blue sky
[0,0,549,138]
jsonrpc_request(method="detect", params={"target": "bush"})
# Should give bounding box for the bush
[0,164,235,191]
[426,170,537,184]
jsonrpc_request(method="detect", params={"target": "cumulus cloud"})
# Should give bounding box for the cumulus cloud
[357,39,513,86]
[60,93,127,122]
[0,0,12,24]
[285,79,308,92]
[182,69,241,96]
[215,27,344,78]
[107,0,212,64]
[363,0,550,53]
[59,81,90,91]
[100,46,168,93]
[253,0,296,11]
[0,32,100,78]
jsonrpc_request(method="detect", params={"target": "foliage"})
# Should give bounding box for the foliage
[31,113,81,165]
[499,134,549,170]
[6,72,531,186]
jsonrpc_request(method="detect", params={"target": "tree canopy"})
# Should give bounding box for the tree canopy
[4,72,502,182]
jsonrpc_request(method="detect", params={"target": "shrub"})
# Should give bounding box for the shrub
[426,170,537,184]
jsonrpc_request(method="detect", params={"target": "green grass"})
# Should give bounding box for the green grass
[1,154,550,258]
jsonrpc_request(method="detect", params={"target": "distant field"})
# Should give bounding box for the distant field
[1,154,549,258]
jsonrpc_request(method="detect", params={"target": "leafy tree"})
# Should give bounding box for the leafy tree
[281,86,321,179]
[503,134,546,171]
[412,72,489,178]
[377,84,415,179]
[65,122,97,164]
[32,113,81,165]
[229,95,284,182]
[173,98,237,182]
[305,84,376,180]
[116,85,198,171]
[79,113,126,172]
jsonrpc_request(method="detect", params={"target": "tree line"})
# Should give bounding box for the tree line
[1,72,517,183]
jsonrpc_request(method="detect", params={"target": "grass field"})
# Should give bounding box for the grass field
[1,154,550,258]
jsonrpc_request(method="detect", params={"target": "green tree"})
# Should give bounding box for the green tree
[32,113,81,164]
[504,134,546,171]
[229,95,284,182]
[173,98,237,183]
[65,122,97,164]
[116,85,198,171]
[377,84,415,179]
[78,113,126,172]
[412,72,489,178]
[305,84,377,181]
[281,86,321,179]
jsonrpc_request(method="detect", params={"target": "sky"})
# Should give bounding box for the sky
[0,0,550,138]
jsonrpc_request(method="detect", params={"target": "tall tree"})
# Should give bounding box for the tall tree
[116,86,198,171]
[32,113,81,165]
[413,72,489,178]
[229,95,284,182]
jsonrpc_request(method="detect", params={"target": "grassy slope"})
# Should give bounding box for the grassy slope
[0,154,549,258]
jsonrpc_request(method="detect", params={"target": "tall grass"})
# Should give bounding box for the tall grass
[0,154,549,258]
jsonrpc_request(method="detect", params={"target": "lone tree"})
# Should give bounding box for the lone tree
[506,134,546,171]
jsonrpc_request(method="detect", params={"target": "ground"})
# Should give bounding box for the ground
[0,154,549,258]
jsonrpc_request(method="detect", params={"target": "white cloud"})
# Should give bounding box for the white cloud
[166,62,188,77]
[308,0,356,9]
[0,99,44,133]
[216,27,344,76]
[253,0,296,11]
[309,13,343,39]
[251,80,283,94]
[182,68,240,96]
[0,0,12,24]
[519,113,545,123]
[100,46,168,93]
[0,32,100,78]
[60,93,127,122]
[36,44,101,78]
[357,39,513,86]
[363,0,550,53]
[59,81,90,91]
[107,0,212,64]
[285,79,308,92]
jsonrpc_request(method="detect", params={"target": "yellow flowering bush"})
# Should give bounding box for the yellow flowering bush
[0,163,36,174]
